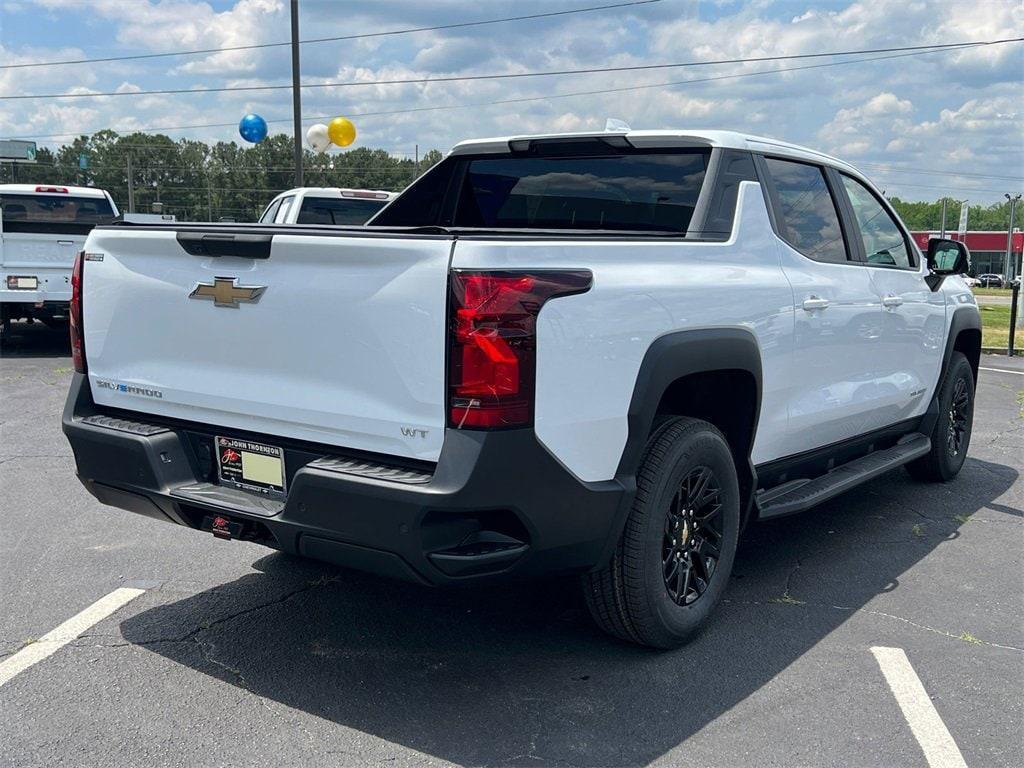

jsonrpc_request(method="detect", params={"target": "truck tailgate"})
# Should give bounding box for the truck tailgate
[82,227,453,462]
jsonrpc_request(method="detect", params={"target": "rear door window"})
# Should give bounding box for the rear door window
[0,193,115,235]
[296,197,389,225]
[763,158,849,264]
[453,150,709,233]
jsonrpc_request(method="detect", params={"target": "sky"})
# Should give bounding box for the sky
[0,0,1022,202]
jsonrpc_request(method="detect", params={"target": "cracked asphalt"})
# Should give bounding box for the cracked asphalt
[1,321,1022,768]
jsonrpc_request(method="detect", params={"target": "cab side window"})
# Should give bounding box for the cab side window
[763,158,849,264]
[274,196,295,224]
[840,175,914,269]
[259,198,282,224]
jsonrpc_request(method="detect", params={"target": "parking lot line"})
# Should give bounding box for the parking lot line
[979,366,1024,376]
[870,646,968,768]
[0,587,145,689]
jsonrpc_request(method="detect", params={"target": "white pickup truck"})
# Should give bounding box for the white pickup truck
[1,184,118,337]
[62,130,980,648]
[258,187,396,225]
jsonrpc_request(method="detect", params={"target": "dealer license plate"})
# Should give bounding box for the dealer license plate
[216,436,286,497]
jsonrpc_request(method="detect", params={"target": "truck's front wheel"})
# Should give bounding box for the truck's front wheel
[906,351,975,482]
[583,417,740,649]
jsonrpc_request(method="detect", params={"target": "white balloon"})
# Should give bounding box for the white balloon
[306,123,331,153]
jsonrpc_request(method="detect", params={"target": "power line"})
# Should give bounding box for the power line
[2,37,1020,101]
[4,43,1011,142]
[855,163,1024,183]
[0,0,661,71]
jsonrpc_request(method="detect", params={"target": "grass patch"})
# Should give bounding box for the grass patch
[973,286,1013,297]
[979,304,1011,348]
[911,523,924,537]
[53,367,72,374]
[953,514,972,524]
[958,631,983,645]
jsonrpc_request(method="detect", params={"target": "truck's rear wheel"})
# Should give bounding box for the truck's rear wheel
[583,417,740,649]
[906,351,975,482]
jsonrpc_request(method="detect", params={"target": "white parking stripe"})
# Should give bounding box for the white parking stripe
[0,587,145,689]
[871,646,968,768]
[979,366,1024,376]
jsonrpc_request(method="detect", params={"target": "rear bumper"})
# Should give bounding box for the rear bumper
[62,374,631,585]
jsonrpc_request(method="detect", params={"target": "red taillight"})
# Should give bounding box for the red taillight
[447,270,591,429]
[70,251,86,373]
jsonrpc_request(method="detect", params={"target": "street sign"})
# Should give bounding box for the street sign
[0,139,37,163]
[78,153,89,170]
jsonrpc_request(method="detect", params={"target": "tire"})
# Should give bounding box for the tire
[583,417,741,649]
[906,351,975,482]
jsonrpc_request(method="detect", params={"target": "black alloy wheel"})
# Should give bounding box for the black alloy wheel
[662,467,724,606]
[947,377,970,458]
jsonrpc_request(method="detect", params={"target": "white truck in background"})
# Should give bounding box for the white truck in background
[258,187,396,225]
[0,184,118,338]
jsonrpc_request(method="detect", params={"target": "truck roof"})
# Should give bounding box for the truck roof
[271,187,397,200]
[449,129,859,173]
[0,183,111,197]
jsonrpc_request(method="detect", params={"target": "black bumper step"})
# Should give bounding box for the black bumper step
[757,433,931,519]
[82,414,170,437]
[308,455,433,485]
[170,482,284,517]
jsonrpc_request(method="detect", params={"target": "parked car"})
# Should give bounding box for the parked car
[960,274,979,287]
[62,129,980,648]
[1,184,118,339]
[258,187,397,225]
[978,273,1004,288]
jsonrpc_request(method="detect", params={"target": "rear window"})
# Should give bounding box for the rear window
[453,151,709,233]
[296,197,389,225]
[0,193,115,235]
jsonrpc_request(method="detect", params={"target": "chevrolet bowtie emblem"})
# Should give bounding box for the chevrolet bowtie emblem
[189,277,266,308]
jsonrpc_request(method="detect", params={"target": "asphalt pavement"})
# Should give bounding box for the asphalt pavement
[1,320,1022,768]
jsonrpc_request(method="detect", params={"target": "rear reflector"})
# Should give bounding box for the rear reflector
[70,251,86,373]
[448,270,592,429]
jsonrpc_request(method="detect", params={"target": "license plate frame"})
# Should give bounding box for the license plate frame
[7,276,38,290]
[215,436,287,498]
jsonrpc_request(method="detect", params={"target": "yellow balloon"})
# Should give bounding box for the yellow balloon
[327,116,356,147]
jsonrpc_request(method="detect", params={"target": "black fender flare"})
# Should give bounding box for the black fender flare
[597,328,763,563]
[918,305,982,436]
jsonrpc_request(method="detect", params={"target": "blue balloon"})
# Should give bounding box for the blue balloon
[238,113,268,143]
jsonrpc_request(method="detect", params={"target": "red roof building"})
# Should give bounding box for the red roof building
[911,230,1023,278]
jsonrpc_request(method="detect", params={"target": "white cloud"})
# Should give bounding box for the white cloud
[1,0,1021,200]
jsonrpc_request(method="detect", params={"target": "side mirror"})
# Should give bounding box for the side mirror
[927,238,970,275]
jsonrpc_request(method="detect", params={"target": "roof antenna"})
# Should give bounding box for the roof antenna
[605,118,631,132]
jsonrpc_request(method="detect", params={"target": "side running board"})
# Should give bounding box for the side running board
[756,433,931,520]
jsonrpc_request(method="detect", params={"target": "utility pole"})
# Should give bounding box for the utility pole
[939,198,948,239]
[415,144,419,180]
[126,154,135,213]
[290,0,303,188]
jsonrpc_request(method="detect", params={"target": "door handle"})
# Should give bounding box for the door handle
[882,295,903,308]
[802,296,830,311]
